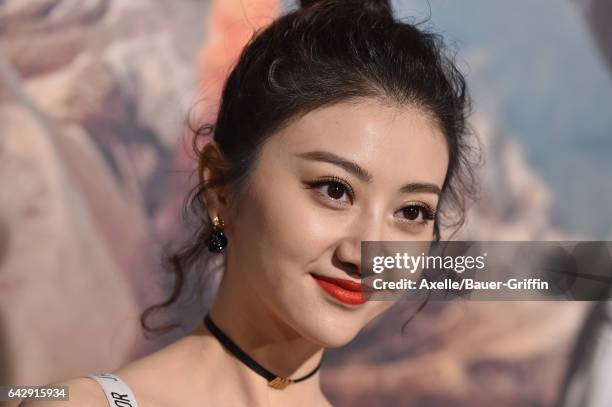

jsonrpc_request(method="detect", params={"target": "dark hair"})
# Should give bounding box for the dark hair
[140,0,481,336]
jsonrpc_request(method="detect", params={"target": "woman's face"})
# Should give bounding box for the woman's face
[220,99,449,348]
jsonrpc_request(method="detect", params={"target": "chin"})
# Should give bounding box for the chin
[296,314,365,349]
[317,332,360,349]
[273,278,373,348]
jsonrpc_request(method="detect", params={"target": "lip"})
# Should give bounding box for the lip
[310,273,373,306]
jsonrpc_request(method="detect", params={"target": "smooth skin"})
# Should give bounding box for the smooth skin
[22,98,449,407]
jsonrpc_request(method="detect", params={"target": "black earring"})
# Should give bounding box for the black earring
[207,216,228,253]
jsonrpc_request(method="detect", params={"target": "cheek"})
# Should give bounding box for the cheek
[232,177,333,284]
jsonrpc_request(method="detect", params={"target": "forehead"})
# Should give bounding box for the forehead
[268,99,449,187]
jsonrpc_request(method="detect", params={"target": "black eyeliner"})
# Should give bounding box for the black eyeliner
[303,175,355,202]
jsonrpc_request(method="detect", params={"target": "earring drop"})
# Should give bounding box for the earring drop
[207,216,228,253]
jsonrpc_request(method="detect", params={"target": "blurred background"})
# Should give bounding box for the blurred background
[1,0,611,405]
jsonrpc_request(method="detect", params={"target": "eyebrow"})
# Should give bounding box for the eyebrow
[295,150,442,197]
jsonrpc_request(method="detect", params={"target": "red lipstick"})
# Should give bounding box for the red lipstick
[310,274,371,306]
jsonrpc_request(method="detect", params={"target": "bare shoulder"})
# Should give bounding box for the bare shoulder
[111,333,214,406]
[20,332,214,407]
[19,376,107,407]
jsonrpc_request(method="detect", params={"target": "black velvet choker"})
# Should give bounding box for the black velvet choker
[203,313,322,390]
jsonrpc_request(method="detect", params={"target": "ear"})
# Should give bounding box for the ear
[199,140,230,220]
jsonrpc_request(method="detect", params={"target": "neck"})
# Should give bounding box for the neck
[193,257,326,405]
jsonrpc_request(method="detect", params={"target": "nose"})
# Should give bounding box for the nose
[333,217,383,279]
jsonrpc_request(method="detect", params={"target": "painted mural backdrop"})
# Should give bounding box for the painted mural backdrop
[1,0,610,405]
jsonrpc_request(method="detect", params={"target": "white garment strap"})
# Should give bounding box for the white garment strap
[86,373,139,407]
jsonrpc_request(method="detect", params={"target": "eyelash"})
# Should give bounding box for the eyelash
[302,175,437,225]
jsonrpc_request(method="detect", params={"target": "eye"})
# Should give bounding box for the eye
[397,203,436,225]
[303,176,354,204]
